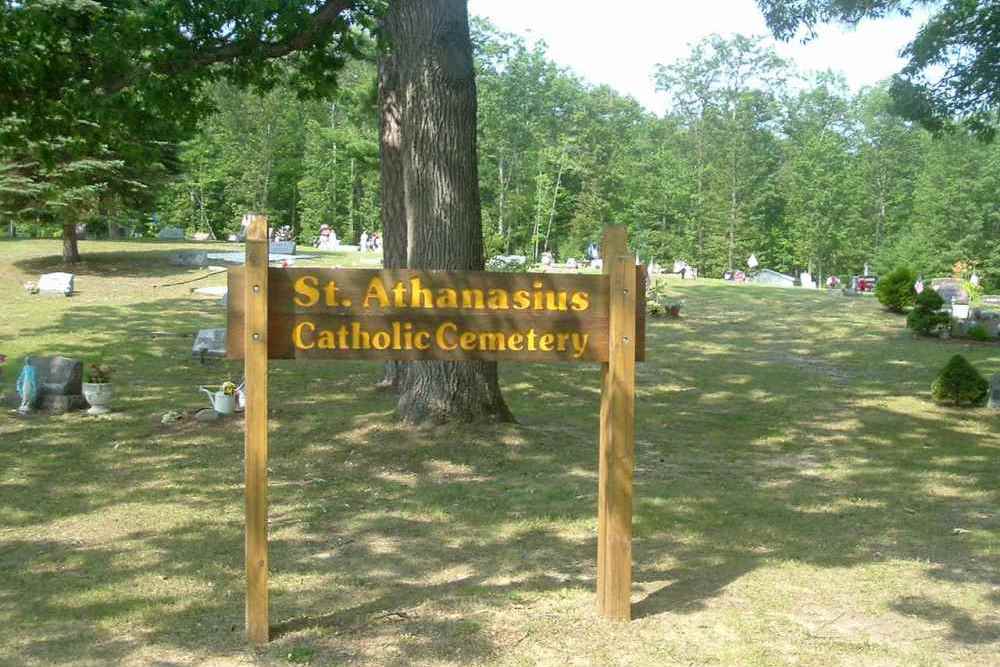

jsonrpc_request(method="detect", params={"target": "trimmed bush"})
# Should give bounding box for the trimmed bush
[967,324,991,341]
[907,289,951,336]
[931,354,988,405]
[876,267,917,313]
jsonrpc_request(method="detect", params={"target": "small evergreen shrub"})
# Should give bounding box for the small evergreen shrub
[967,324,991,341]
[876,267,917,313]
[906,289,951,336]
[931,354,988,405]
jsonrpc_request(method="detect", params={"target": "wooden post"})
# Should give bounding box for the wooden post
[597,225,636,621]
[244,214,270,644]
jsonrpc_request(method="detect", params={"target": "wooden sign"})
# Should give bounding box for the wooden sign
[228,268,644,362]
[230,216,644,645]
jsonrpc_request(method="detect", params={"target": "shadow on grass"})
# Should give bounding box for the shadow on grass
[1,280,999,663]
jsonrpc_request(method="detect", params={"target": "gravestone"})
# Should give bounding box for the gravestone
[931,278,969,304]
[192,232,212,241]
[37,272,75,296]
[981,295,1000,307]
[990,375,1000,410]
[192,286,227,298]
[157,226,185,240]
[169,251,208,267]
[269,241,296,255]
[29,356,85,413]
[192,328,227,360]
[800,272,816,289]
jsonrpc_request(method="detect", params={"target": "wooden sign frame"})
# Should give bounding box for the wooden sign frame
[232,215,642,645]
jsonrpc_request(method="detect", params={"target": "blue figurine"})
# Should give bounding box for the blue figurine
[16,358,38,414]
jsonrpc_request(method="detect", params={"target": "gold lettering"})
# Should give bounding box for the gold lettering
[572,333,590,359]
[411,277,434,308]
[414,331,431,350]
[363,277,390,308]
[436,288,458,308]
[570,292,590,311]
[508,333,524,351]
[487,289,509,309]
[436,322,458,350]
[479,332,506,352]
[512,290,531,309]
[292,321,316,349]
[293,276,320,308]
[538,333,555,352]
[461,288,485,309]
[372,331,391,350]
[318,329,336,349]
[459,331,478,351]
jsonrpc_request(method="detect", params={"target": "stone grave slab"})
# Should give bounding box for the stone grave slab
[269,241,296,255]
[192,286,227,298]
[169,251,208,267]
[157,226,186,240]
[990,374,1000,410]
[26,356,85,413]
[37,272,74,296]
[192,328,227,360]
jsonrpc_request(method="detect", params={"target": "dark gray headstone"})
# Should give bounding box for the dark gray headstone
[990,374,1000,410]
[30,356,83,396]
[931,278,969,304]
[192,328,227,359]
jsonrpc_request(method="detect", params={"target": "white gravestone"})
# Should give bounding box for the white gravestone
[37,272,74,296]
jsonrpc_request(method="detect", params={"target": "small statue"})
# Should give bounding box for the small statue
[16,358,38,415]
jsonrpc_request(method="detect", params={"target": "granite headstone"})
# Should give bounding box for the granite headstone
[931,278,969,304]
[192,328,227,360]
[30,356,85,413]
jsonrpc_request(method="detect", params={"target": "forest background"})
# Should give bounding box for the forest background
[9,19,1000,289]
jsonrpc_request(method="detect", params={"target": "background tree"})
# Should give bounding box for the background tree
[0,0,384,261]
[756,0,1000,137]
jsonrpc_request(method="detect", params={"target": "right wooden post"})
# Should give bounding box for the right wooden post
[598,225,636,621]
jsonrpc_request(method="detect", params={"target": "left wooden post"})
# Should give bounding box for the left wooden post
[244,214,270,645]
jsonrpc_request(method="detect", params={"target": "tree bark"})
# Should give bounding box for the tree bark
[376,38,409,392]
[62,222,80,263]
[389,0,513,424]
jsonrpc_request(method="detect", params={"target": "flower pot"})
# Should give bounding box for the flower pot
[82,382,114,415]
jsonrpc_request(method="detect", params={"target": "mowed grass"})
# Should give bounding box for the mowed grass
[0,238,998,666]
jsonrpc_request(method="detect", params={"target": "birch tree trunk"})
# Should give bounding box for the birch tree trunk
[388,0,513,423]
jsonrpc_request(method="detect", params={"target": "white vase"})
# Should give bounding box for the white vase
[82,382,114,415]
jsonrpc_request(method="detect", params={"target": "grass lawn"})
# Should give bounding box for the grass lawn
[1,238,998,666]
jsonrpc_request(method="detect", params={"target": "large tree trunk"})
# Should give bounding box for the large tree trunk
[389,0,513,424]
[62,222,80,263]
[376,40,409,392]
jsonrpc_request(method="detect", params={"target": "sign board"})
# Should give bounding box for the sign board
[229,216,644,644]
[228,269,645,363]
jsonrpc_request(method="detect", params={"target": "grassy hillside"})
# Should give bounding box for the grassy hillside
[1,239,998,666]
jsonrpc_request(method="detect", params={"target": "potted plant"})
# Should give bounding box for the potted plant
[82,363,114,415]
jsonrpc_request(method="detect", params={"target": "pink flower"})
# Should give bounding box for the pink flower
[0,354,7,365]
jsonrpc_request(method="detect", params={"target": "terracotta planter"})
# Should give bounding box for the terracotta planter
[82,382,113,415]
